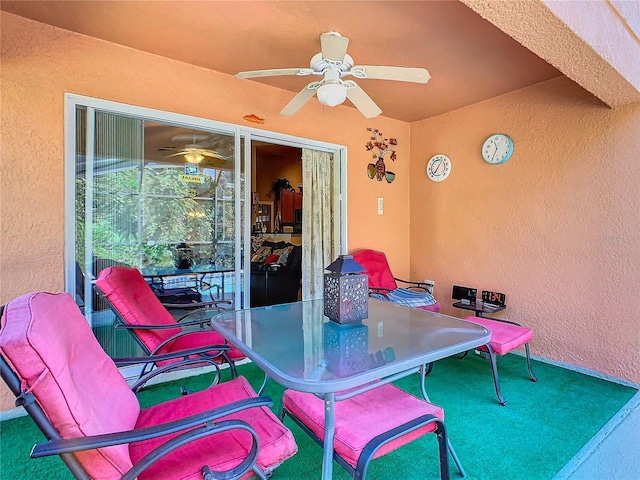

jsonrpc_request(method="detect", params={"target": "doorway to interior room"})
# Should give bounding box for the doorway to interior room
[250,142,303,307]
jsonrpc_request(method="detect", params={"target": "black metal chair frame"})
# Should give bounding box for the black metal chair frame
[0,338,273,480]
[456,317,537,406]
[369,277,434,299]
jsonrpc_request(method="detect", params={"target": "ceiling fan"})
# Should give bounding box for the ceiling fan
[235,31,430,118]
[158,134,233,167]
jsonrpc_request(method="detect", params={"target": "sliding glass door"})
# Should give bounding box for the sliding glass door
[65,94,345,359]
[69,101,239,356]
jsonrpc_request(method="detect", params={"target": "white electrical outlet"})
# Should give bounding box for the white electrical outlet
[377,197,384,215]
[377,321,384,337]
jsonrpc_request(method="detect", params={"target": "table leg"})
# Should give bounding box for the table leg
[321,392,335,480]
[419,364,467,478]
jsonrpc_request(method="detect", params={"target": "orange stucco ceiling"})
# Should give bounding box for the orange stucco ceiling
[1,0,566,122]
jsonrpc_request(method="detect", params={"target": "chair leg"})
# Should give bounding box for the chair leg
[223,353,238,379]
[486,344,507,406]
[437,423,452,480]
[419,365,465,478]
[258,373,269,396]
[525,343,538,382]
[457,350,470,360]
[447,439,466,478]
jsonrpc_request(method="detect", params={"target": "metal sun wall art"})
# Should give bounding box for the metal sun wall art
[365,128,397,183]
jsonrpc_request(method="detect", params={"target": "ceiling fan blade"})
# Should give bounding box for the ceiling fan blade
[346,84,382,118]
[170,134,208,142]
[201,150,232,161]
[204,158,234,169]
[280,84,318,116]
[351,65,431,83]
[166,152,186,157]
[320,32,349,63]
[235,68,312,79]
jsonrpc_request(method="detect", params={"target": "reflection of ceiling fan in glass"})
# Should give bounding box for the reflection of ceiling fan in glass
[158,134,233,168]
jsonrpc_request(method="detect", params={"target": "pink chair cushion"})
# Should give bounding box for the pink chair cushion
[0,292,140,478]
[464,316,533,355]
[283,383,443,468]
[131,376,298,480]
[96,266,181,350]
[352,249,398,291]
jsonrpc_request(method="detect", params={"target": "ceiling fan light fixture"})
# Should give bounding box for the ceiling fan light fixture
[317,83,347,107]
[185,151,204,164]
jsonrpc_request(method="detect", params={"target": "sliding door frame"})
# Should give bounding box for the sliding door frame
[64,93,347,312]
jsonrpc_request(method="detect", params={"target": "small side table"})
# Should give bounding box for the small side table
[452,301,505,317]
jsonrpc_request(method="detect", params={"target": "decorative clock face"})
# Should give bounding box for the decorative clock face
[482,134,514,165]
[426,154,451,182]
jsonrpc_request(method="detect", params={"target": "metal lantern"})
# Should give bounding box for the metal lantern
[323,255,369,324]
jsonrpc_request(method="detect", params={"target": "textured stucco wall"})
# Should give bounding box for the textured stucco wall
[0,13,411,411]
[410,77,640,384]
[462,0,640,107]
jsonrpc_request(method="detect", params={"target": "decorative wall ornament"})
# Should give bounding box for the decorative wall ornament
[365,128,397,183]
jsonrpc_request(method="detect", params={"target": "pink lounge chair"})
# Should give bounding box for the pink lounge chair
[0,292,297,480]
[463,316,538,405]
[282,383,450,479]
[352,249,440,312]
[95,266,245,380]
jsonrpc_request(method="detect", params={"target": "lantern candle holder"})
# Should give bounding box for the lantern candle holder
[323,255,369,324]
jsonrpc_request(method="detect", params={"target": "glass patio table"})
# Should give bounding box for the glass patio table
[210,298,490,479]
[140,264,233,300]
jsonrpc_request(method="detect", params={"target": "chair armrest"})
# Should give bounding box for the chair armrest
[394,277,434,294]
[175,303,232,325]
[149,329,232,357]
[162,299,232,311]
[115,323,184,330]
[368,287,391,300]
[30,396,272,456]
[115,351,231,393]
[112,344,230,367]
[482,316,522,327]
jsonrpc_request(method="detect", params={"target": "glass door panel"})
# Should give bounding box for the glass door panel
[74,111,237,356]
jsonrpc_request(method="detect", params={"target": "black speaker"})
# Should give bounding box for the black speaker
[452,285,477,303]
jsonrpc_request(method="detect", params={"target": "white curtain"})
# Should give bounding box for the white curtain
[301,149,337,300]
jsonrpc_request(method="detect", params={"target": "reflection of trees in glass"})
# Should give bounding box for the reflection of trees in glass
[76,166,241,270]
[75,168,139,268]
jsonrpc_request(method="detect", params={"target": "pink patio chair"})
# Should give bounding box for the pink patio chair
[282,383,450,479]
[95,266,245,381]
[463,316,538,405]
[352,249,440,312]
[0,292,297,480]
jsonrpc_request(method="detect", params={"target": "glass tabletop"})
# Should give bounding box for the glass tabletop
[210,298,490,393]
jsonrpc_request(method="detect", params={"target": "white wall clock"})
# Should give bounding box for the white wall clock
[426,154,451,182]
[482,134,514,165]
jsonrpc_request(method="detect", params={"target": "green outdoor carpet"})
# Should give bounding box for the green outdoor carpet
[1,354,636,479]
